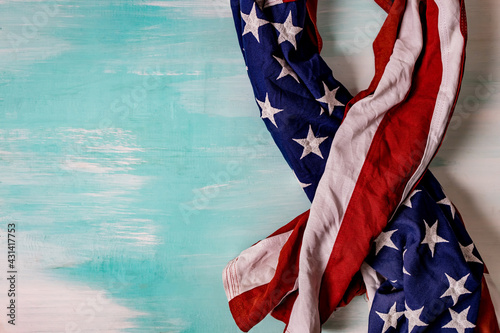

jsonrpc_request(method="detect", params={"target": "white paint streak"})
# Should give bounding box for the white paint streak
[62,161,117,173]
[140,0,232,18]
[0,271,144,332]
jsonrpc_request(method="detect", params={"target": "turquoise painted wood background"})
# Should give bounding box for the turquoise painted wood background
[0,0,498,332]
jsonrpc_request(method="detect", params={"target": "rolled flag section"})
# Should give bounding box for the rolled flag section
[224,0,500,332]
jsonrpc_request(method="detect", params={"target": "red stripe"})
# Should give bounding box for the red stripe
[227,210,309,331]
[305,0,322,52]
[375,0,396,13]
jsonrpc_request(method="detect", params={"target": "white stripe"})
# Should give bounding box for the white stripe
[222,257,239,300]
[222,230,293,301]
[287,1,425,331]
[398,0,464,213]
[485,273,500,325]
[360,261,386,306]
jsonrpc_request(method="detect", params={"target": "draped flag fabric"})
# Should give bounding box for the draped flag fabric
[223,0,500,332]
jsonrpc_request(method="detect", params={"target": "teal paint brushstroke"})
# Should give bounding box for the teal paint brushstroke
[0,0,392,331]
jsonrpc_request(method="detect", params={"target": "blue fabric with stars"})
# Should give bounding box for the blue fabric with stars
[231,0,484,332]
[231,0,351,201]
[366,171,483,332]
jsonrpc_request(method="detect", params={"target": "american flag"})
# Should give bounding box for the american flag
[222,0,500,332]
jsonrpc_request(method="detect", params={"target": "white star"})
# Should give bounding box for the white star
[421,219,448,257]
[272,11,303,50]
[292,125,328,159]
[316,82,344,116]
[438,196,456,219]
[442,306,476,333]
[405,303,427,332]
[374,229,399,255]
[376,302,404,333]
[441,273,471,305]
[273,55,299,82]
[256,93,283,128]
[459,243,482,264]
[241,3,269,43]
[403,189,422,208]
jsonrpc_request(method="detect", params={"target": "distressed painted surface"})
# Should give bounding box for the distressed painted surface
[0,0,498,332]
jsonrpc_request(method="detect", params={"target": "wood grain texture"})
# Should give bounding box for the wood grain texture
[0,0,497,332]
